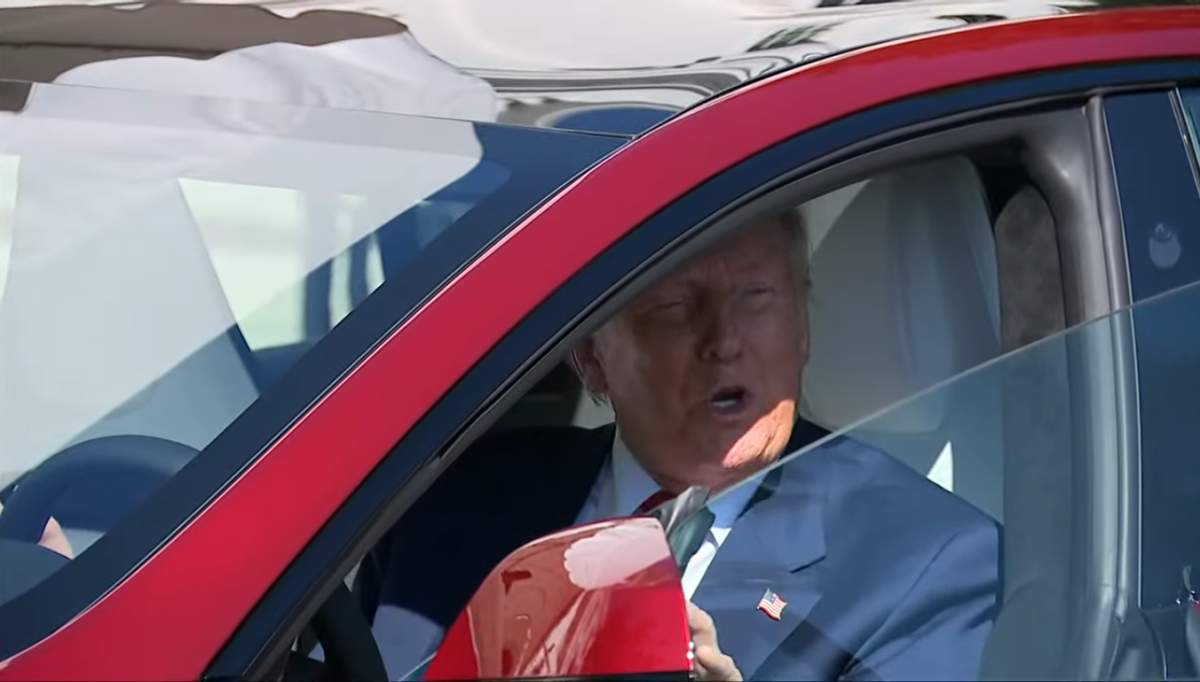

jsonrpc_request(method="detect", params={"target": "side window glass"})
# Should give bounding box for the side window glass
[362,149,1078,680]
[370,278,1197,682]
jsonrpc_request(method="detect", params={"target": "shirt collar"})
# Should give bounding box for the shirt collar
[609,430,759,534]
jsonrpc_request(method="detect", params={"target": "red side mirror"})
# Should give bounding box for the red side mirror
[424,517,693,681]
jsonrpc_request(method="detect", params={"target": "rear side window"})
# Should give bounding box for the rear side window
[0,79,620,638]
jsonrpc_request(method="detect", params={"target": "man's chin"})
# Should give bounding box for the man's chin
[722,423,793,465]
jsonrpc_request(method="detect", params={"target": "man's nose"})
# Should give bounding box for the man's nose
[697,301,743,363]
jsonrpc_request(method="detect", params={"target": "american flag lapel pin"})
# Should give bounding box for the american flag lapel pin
[757,588,788,621]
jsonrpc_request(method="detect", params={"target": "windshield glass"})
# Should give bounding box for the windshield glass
[687,278,1200,680]
[0,79,620,614]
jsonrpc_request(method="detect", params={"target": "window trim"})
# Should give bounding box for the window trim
[205,61,1200,682]
[1173,87,1200,187]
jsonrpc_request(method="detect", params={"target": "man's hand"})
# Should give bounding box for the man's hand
[37,516,73,558]
[688,602,743,681]
[0,501,73,558]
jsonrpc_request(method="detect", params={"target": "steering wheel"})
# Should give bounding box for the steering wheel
[307,582,390,682]
[0,434,197,545]
[0,435,389,682]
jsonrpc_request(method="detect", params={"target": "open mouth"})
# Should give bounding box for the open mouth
[709,386,749,412]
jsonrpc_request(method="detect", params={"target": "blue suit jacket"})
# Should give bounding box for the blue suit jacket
[359,420,1000,681]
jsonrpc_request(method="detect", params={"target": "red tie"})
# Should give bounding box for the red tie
[635,490,677,516]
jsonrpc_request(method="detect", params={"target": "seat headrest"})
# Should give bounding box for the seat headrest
[800,156,1001,433]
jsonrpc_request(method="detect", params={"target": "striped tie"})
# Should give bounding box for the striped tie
[635,490,678,516]
[635,488,714,569]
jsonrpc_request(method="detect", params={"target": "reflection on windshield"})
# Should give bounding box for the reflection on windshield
[0,78,520,589]
[0,66,624,655]
[0,82,486,480]
[692,279,1200,680]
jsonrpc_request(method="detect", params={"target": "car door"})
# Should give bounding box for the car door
[175,10,1200,682]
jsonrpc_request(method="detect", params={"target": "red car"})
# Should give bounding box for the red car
[0,2,1199,680]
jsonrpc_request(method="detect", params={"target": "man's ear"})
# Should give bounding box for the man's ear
[570,336,609,398]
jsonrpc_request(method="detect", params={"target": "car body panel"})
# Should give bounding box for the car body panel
[0,7,1198,682]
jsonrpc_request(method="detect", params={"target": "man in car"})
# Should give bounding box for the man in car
[360,209,1000,681]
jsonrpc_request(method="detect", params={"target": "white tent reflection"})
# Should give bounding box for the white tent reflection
[0,32,496,480]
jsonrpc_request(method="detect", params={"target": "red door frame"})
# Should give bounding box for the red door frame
[2,9,1198,681]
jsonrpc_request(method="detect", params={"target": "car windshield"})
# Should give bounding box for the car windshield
[690,277,1200,679]
[0,77,621,618]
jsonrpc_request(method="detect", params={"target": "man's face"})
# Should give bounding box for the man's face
[576,219,809,492]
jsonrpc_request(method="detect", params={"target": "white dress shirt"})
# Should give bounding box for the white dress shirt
[370,431,757,679]
[573,431,758,598]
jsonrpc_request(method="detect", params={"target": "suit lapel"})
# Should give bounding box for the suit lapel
[691,422,833,681]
